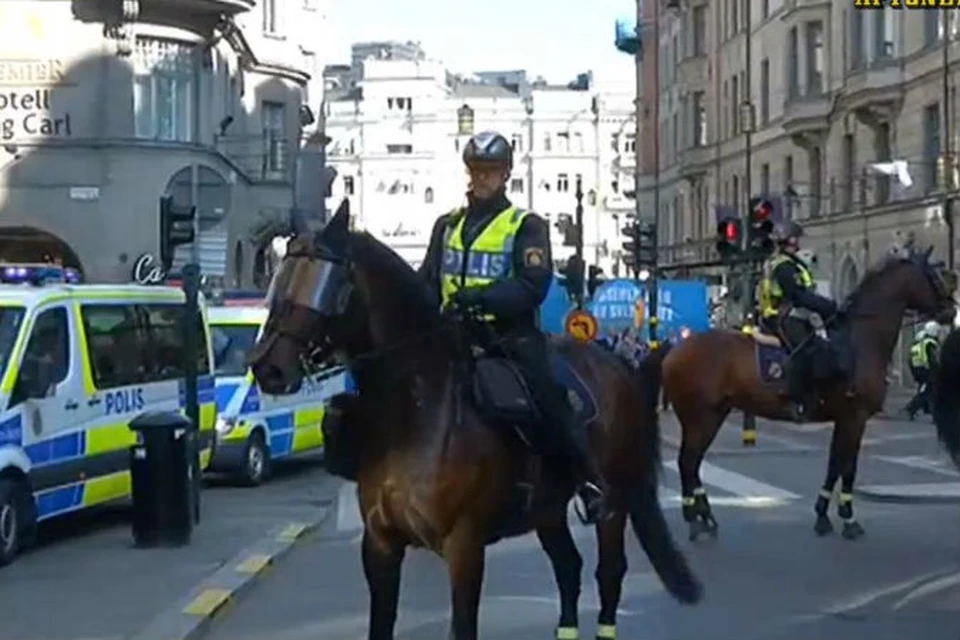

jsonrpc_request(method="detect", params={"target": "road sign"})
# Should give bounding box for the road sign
[565,309,599,342]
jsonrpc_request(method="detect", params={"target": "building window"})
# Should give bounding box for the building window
[693,91,707,146]
[693,5,706,56]
[386,144,413,154]
[625,134,636,152]
[784,155,794,219]
[610,134,619,151]
[672,34,678,83]
[722,80,729,139]
[511,133,523,152]
[558,132,570,153]
[731,0,738,35]
[424,187,434,203]
[924,103,941,192]
[133,38,196,142]
[924,11,939,46]
[850,10,865,70]
[787,27,799,100]
[543,133,552,152]
[344,175,355,196]
[760,59,770,124]
[262,0,279,33]
[557,173,570,192]
[510,178,524,193]
[873,10,894,60]
[842,134,855,210]
[760,164,770,196]
[731,75,739,135]
[809,147,822,216]
[457,104,475,135]
[732,175,740,210]
[762,0,769,19]
[806,21,824,96]
[573,132,584,153]
[261,101,285,178]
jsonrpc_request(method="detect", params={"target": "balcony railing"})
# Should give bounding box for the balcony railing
[218,134,293,182]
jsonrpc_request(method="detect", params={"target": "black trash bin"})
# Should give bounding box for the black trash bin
[129,411,198,547]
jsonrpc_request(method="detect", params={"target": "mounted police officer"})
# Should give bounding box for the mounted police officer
[416,130,606,523]
[757,220,841,421]
[906,321,942,420]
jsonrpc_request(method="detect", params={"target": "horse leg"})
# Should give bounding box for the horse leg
[536,520,583,639]
[678,407,726,541]
[814,415,867,538]
[443,525,486,640]
[836,417,868,540]
[594,512,627,640]
[362,531,406,640]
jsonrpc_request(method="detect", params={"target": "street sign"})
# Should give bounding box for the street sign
[565,309,599,342]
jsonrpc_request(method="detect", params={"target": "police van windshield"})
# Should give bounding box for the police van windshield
[211,323,260,377]
[0,306,25,382]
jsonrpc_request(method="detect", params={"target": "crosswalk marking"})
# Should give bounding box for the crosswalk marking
[331,459,799,534]
[872,455,960,478]
[664,459,801,500]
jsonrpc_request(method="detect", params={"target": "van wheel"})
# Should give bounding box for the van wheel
[0,479,29,566]
[241,433,270,486]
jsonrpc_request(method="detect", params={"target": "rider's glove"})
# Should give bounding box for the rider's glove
[449,288,485,313]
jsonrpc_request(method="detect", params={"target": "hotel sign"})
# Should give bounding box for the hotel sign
[0,58,74,142]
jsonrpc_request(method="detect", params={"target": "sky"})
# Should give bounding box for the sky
[326,0,636,88]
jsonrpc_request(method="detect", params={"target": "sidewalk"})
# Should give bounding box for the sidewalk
[0,458,337,640]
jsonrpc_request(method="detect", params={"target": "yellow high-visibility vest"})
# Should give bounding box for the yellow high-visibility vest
[757,252,814,318]
[910,337,938,368]
[439,205,529,319]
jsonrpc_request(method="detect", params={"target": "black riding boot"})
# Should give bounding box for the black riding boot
[549,398,607,524]
[786,355,809,423]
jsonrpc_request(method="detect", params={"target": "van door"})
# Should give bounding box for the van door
[11,304,85,521]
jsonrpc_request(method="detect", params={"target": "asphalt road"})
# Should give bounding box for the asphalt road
[202,412,960,640]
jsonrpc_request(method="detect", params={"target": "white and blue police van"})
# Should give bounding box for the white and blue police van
[207,293,350,485]
[0,264,218,565]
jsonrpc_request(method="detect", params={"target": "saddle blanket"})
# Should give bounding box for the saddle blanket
[755,340,788,385]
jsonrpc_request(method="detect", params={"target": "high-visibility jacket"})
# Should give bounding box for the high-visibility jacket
[439,205,528,319]
[757,252,814,319]
[910,337,938,368]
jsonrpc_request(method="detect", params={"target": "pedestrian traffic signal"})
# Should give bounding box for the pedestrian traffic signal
[716,217,742,262]
[560,255,585,301]
[159,195,196,271]
[621,220,656,276]
[747,197,778,260]
[587,264,605,298]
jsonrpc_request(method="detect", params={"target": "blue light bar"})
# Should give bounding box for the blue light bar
[0,263,81,285]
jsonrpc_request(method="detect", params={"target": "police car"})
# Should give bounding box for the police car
[0,264,217,565]
[207,292,349,485]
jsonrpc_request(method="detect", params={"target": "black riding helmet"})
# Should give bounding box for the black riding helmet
[462,131,513,169]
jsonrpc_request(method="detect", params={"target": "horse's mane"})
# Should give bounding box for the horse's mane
[347,229,440,322]
[842,252,908,311]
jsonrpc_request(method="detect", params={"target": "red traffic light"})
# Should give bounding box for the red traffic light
[724,221,738,240]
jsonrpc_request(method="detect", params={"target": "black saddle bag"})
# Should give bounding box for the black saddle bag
[320,392,364,481]
[472,357,541,427]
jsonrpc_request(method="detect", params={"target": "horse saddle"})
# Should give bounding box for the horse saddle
[471,350,599,433]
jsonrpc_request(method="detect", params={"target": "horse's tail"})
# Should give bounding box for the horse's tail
[628,343,703,604]
[933,329,960,467]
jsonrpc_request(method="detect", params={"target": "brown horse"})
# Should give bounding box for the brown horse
[248,204,701,640]
[657,245,955,542]
[932,327,960,469]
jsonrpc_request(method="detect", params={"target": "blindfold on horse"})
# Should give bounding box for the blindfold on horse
[247,200,701,640]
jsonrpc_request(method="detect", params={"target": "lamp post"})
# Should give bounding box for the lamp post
[943,11,955,270]
[523,96,535,212]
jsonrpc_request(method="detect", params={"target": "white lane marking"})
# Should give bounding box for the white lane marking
[664,459,801,500]
[821,569,950,616]
[336,482,363,532]
[872,455,960,478]
[892,572,960,610]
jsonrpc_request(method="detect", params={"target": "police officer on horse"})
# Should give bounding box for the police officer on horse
[417,130,606,523]
[757,220,843,421]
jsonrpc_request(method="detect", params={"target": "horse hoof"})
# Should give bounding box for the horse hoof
[814,515,834,536]
[703,515,719,536]
[841,521,865,540]
[688,521,705,542]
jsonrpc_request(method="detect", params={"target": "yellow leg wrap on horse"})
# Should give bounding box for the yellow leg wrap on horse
[557,626,579,639]
[742,429,757,444]
[819,489,832,500]
[693,486,706,496]
[839,492,853,504]
[596,623,616,638]
[681,496,696,506]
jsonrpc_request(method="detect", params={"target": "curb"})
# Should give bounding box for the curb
[856,483,960,505]
[127,506,332,640]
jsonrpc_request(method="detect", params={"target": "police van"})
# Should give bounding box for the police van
[0,265,217,565]
[208,294,349,485]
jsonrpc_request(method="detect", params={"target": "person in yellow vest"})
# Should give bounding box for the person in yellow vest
[416,130,606,523]
[757,220,842,421]
[905,321,942,420]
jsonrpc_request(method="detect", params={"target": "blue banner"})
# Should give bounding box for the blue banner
[539,275,573,334]
[587,278,709,341]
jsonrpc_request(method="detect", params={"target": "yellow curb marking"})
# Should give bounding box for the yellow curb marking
[235,554,272,575]
[277,522,308,541]
[183,588,232,617]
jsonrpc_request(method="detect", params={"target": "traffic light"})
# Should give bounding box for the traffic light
[716,217,742,262]
[159,195,196,271]
[747,196,777,260]
[621,220,656,277]
[587,265,605,297]
[560,255,585,301]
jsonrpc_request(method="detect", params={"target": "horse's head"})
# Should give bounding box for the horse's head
[849,244,957,324]
[248,200,440,395]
